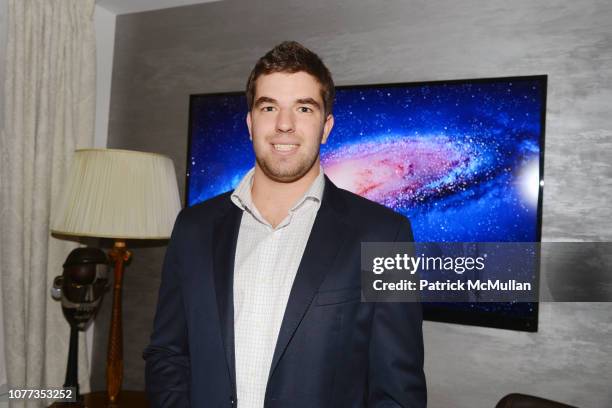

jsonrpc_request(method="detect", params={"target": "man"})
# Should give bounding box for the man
[144,41,426,408]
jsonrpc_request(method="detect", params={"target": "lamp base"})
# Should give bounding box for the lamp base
[83,390,148,408]
[48,391,147,408]
[48,399,84,408]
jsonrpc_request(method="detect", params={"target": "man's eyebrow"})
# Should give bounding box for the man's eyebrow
[254,96,278,107]
[295,98,321,110]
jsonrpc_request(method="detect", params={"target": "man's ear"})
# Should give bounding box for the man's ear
[246,111,253,141]
[321,114,334,145]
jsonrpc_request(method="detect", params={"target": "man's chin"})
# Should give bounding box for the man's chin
[263,169,307,183]
[256,159,317,184]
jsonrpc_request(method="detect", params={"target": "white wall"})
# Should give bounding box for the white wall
[94,4,115,148]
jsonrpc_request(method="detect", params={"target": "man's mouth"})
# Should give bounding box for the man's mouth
[272,144,299,152]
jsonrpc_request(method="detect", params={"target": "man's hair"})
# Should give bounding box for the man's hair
[246,41,335,117]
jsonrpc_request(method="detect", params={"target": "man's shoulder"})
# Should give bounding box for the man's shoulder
[177,190,234,225]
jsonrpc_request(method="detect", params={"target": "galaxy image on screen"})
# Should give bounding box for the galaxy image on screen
[187,76,546,331]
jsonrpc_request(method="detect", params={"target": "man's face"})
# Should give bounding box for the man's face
[247,71,334,183]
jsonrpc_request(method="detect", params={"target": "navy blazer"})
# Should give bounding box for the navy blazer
[143,176,426,407]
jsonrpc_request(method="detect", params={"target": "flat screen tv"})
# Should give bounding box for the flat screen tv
[186,75,547,332]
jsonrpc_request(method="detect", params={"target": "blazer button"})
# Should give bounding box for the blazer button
[230,396,236,406]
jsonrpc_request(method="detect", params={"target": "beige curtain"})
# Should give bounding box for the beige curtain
[0,0,96,406]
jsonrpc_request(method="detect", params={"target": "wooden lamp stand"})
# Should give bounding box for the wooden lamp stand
[106,240,131,406]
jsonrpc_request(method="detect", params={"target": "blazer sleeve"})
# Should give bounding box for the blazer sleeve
[143,211,191,408]
[367,217,427,408]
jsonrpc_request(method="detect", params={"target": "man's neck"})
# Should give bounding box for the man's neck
[251,162,321,228]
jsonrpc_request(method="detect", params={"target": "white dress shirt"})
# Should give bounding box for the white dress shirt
[230,166,325,408]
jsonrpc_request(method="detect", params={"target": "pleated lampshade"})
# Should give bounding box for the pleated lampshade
[51,149,182,239]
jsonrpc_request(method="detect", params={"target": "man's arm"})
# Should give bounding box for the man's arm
[368,217,427,407]
[143,211,191,408]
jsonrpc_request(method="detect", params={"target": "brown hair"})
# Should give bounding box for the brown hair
[245,41,335,116]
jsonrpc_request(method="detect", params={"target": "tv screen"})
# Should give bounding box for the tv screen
[186,75,546,332]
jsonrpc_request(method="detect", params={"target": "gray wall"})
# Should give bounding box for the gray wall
[0,0,8,396]
[97,0,612,406]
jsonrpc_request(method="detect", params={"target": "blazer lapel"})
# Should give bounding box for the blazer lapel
[212,203,242,395]
[267,177,350,381]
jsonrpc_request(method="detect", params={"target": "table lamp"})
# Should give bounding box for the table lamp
[51,148,181,405]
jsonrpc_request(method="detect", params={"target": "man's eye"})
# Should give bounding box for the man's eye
[261,106,276,112]
[298,106,313,113]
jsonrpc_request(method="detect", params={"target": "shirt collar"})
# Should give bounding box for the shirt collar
[231,165,325,216]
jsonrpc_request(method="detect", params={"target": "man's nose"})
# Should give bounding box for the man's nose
[276,109,295,133]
